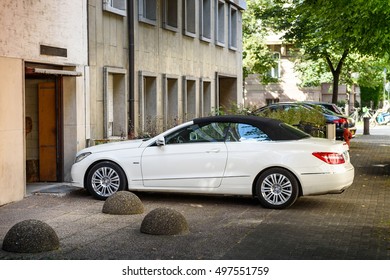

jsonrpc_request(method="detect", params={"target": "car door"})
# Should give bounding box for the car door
[223,122,272,180]
[141,122,229,189]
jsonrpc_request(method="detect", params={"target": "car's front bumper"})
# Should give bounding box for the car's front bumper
[71,163,86,188]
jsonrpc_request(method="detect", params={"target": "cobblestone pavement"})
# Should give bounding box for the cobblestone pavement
[0,128,389,260]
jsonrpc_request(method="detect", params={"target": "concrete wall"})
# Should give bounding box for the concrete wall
[0,0,87,64]
[0,0,88,204]
[63,71,87,181]
[0,57,25,205]
[88,0,129,140]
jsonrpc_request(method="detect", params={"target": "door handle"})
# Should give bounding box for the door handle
[206,148,220,153]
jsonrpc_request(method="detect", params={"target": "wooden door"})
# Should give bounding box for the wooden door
[38,82,57,181]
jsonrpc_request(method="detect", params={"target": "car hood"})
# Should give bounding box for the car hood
[79,139,146,154]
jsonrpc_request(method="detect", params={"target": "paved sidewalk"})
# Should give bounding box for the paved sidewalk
[0,127,389,260]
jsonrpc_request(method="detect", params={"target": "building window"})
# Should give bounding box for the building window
[201,79,212,116]
[104,67,128,138]
[163,0,179,32]
[103,0,127,16]
[139,71,158,134]
[200,0,212,42]
[139,0,157,25]
[216,0,225,47]
[163,75,180,129]
[183,76,198,121]
[183,0,197,37]
[268,52,281,78]
[228,5,237,50]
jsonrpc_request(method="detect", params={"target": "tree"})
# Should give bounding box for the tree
[242,0,276,82]
[257,0,390,103]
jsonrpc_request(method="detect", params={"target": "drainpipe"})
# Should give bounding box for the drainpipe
[128,0,135,138]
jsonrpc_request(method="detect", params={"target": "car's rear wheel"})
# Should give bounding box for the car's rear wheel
[256,168,299,209]
[86,161,127,200]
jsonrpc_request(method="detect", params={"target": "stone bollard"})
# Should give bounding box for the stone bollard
[102,191,144,215]
[140,207,189,235]
[363,117,370,135]
[2,219,59,253]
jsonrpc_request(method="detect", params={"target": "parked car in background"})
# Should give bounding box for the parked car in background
[255,102,355,140]
[71,115,354,209]
[303,101,356,137]
[304,101,344,115]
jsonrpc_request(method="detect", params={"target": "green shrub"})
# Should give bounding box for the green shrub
[217,103,327,138]
[257,107,325,126]
[255,106,326,138]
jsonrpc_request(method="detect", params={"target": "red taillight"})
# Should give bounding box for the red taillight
[312,152,345,164]
[333,118,347,124]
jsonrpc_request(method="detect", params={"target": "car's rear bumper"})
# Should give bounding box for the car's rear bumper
[300,165,355,196]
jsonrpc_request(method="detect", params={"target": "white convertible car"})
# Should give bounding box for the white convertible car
[71,115,354,209]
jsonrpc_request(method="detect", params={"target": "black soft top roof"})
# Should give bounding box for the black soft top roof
[193,115,309,140]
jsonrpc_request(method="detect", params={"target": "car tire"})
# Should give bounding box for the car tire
[256,168,299,209]
[86,161,127,200]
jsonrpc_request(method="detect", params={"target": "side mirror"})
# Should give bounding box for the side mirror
[156,136,165,146]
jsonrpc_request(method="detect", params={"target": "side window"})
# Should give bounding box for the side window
[226,123,270,142]
[215,0,226,46]
[162,0,179,32]
[200,0,212,42]
[165,122,229,144]
[195,122,229,142]
[103,0,127,17]
[139,0,157,25]
[228,4,237,50]
[183,0,196,37]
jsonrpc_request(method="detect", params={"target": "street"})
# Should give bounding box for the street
[0,124,389,260]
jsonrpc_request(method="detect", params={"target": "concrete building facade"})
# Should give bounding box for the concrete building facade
[87,0,247,141]
[0,0,88,205]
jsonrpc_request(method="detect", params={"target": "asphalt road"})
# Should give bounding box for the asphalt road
[0,125,389,260]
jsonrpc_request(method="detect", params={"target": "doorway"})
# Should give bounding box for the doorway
[25,78,63,182]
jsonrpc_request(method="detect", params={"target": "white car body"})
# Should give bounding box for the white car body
[71,116,354,209]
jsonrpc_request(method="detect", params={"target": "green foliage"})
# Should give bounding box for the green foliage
[256,106,327,137]
[294,59,333,87]
[216,102,326,137]
[294,52,390,91]
[242,0,278,82]
[360,86,382,108]
[254,106,326,128]
[255,0,390,102]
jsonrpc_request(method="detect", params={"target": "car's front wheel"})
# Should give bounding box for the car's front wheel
[256,168,299,209]
[86,161,127,200]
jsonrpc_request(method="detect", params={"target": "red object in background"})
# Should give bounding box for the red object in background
[343,128,352,148]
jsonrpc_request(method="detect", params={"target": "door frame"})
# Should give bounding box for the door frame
[55,78,64,181]
[25,74,64,182]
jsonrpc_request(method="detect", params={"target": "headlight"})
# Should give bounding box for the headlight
[75,152,92,163]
